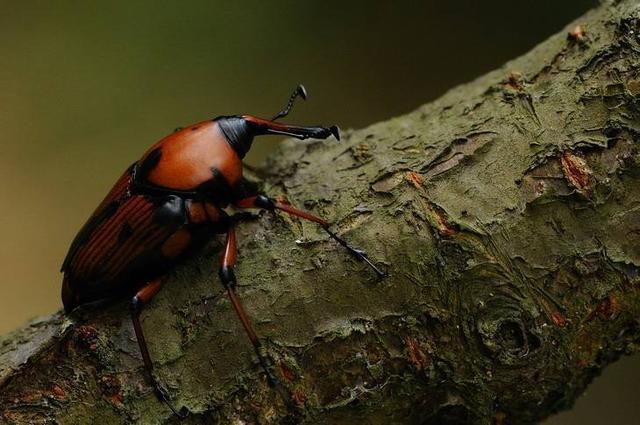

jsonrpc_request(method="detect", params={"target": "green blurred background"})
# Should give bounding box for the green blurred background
[1,1,638,423]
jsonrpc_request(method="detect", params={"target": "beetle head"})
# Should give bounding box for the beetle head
[214,85,339,159]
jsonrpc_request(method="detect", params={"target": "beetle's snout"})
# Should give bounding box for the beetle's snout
[329,125,340,141]
[241,115,340,143]
[290,124,340,142]
[303,125,340,141]
[217,114,340,159]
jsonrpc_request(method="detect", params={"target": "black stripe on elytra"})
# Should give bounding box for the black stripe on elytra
[61,200,119,272]
[117,221,134,243]
[61,164,137,272]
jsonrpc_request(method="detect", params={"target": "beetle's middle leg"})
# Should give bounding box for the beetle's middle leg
[131,279,187,418]
[234,195,385,277]
[218,223,279,386]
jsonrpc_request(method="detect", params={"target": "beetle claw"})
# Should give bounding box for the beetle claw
[349,248,386,279]
[152,377,188,419]
[330,125,340,141]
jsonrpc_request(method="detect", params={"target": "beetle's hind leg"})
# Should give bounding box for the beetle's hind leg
[218,224,279,386]
[235,195,385,278]
[131,279,188,419]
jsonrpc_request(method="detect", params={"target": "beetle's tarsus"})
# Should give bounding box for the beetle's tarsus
[152,378,189,419]
[330,125,340,141]
[352,248,367,257]
[359,254,387,279]
[255,345,279,388]
[322,227,386,278]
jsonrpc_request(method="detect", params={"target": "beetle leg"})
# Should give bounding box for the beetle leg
[219,224,279,386]
[234,195,385,278]
[131,279,188,419]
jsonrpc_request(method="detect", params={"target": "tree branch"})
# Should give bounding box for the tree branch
[2,1,640,423]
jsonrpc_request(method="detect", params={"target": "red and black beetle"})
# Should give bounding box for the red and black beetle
[61,85,383,416]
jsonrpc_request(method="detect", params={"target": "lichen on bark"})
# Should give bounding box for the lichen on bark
[2,1,640,424]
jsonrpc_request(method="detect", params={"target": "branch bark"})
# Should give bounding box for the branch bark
[2,1,640,424]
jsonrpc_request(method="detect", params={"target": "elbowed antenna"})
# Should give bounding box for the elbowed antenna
[245,84,339,140]
[271,84,307,121]
[220,84,339,157]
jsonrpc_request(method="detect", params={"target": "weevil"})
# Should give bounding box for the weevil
[61,85,384,416]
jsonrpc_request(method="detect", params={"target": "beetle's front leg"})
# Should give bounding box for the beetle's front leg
[234,195,385,278]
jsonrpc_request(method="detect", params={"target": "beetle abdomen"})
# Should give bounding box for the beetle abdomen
[69,195,159,280]
[62,165,135,272]
[62,167,188,311]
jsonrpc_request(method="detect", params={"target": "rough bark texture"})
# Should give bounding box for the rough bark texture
[2,1,640,424]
